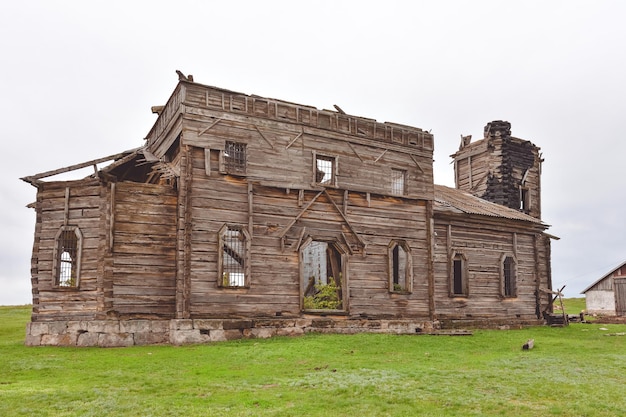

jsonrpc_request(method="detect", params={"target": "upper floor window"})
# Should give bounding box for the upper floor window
[502,255,517,297]
[389,240,412,293]
[224,141,247,175]
[53,226,83,288]
[315,154,336,185]
[218,225,250,288]
[391,169,406,195]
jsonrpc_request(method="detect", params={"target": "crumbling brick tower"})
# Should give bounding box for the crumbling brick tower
[451,120,543,219]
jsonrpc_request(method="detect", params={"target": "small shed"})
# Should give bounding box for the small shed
[581,261,626,316]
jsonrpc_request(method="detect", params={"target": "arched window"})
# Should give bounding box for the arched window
[218,225,250,288]
[450,252,468,297]
[501,255,517,297]
[388,240,412,293]
[53,226,83,288]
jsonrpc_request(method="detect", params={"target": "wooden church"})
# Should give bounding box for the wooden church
[22,74,556,346]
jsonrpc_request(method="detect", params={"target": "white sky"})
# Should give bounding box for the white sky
[1,0,624,305]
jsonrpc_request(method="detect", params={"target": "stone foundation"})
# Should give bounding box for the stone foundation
[25,317,439,347]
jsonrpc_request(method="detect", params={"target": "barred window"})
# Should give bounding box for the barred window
[391,169,406,195]
[218,225,250,288]
[224,141,246,175]
[315,155,335,185]
[53,227,83,288]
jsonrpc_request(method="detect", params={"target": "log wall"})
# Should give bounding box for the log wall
[433,215,551,321]
[30,179,103,321]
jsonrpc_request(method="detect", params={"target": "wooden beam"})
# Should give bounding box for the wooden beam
[285,130,304,149]
[198,118,223,136]
[348,143,365,163]
[21,149,138,184]
[374,149,388,163]
[278,190,325,239]
[254,125,275,149]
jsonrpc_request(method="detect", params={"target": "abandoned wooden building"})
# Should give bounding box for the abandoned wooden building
[22,74,556,346]
[581,261,626,316]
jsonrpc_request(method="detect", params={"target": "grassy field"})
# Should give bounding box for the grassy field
[1,304,625,416]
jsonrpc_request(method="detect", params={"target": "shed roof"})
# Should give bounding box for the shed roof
[581,260,626,294]
[433,184,545,225]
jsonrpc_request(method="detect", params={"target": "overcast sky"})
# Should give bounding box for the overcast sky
[1,1,624,305]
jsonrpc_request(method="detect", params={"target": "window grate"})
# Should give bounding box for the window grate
[391,169,405,195]
[57,230,78,287]
[222,227,246,287]
[224,141,246,174]
[316,156,334,184]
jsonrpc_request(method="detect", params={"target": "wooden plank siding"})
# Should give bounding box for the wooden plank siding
[183,145,431,319]
[110,182,178,318]
[30,179,103,321]
[432,215,550,320]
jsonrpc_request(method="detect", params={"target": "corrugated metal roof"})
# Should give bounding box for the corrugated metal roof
[580,260,626,294]
[434,184,544,224]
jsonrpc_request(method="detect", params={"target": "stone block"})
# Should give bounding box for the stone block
[87,320,120,333]
[249,328,275,339]
[67,321,88,333]
[224,329,244,340]
[48,321,69,335]
[24,334,42,346]
[133,332,169,345]
[209,330,227,342]
[222,320,252,330]
[150,320,170,333]
[27,322,49,336]
[170,329,204,345]
[77,332,100,347]
[193,319,223,330]
[170,319,194,331]
[120,320,151,334]
[276,327,305,337]
[41,333,74,346]
[98,333,134,348]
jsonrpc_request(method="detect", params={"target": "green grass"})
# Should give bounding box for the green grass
[1,304,625,416]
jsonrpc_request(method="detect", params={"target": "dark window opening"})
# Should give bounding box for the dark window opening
[451,253,467,296]
[224,141,246,175]
[503,256,516,297]
[389,241,411,292]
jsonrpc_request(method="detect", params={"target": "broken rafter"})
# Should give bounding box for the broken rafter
[21,149,139,185]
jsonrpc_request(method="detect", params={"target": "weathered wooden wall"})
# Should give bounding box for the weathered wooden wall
[107,182,178,318]
[183,145,431,319]
[30,179,103,321]
[433,215,551,321]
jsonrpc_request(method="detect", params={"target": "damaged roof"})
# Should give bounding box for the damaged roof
[434,184,545,225]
